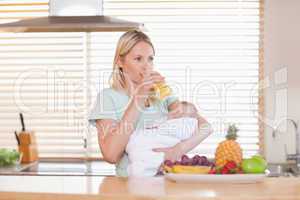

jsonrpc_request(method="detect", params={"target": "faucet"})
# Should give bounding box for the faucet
[272,119,300,170]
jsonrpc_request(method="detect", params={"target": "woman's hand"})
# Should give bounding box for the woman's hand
[152,142,185,162]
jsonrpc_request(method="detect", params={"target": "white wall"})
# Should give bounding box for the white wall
[264,0,300,163]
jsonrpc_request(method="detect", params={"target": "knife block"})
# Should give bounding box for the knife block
[18,131,39,163]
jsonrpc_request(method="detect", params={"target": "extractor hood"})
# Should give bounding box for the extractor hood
[0,16,144,33]
[0,0,144,33]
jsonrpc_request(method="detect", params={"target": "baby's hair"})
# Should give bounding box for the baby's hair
[173,101,198,118]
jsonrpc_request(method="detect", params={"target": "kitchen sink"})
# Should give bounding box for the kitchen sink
[18,160,116,176]
[267,163,299,177]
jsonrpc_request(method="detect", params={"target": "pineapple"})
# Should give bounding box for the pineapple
[215,124,243,168]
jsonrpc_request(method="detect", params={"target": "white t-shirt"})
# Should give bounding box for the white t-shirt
[126,117,198,177]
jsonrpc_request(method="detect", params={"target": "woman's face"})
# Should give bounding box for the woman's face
[119,41,154,85]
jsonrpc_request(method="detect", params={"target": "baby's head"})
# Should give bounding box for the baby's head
[169,101,198,119]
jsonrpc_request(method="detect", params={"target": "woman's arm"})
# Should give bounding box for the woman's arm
[153,115,212,161]
[153,101,212,161]
[177,115,212,154]
[96,96,143,164]
[95,71,165,164]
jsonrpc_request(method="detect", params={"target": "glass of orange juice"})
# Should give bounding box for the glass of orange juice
[149,82,172,102]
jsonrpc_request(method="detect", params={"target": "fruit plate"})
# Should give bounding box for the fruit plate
[165,173,266,184]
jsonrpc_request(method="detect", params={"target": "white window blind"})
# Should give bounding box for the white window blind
[88,0,261,158]
[0,0,261,159]
[0,1,88,157]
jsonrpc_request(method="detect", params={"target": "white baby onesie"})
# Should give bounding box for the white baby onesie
[126,117,198,177]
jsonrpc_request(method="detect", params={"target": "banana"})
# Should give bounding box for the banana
[171,165,211,174]
[163,165,173,173]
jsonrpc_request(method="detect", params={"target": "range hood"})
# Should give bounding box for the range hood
[0,0,144,33]
[0,16,144,33]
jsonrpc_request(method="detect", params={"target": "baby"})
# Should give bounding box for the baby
[126,102,205,177]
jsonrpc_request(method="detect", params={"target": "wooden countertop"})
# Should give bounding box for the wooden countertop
[0,176,300,200]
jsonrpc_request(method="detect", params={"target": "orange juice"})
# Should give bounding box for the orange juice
[153,83,171,100]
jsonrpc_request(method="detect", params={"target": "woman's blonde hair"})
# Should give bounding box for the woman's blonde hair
[110,30,155,91]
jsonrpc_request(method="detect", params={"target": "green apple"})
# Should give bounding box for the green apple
[252,155,267,168]
[242,156,267,174]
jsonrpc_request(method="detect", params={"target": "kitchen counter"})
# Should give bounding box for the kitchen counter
[0,176,300,200]
[0,160,115,176]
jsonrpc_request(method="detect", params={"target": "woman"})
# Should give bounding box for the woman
[89,30,211,177]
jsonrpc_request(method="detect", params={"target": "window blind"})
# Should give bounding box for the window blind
[0,1,88,157]
[0,0,261,159]
[88,0,261,158]
[0,0,48,24]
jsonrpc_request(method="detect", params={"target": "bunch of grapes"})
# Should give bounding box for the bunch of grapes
[164,154,214,168]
